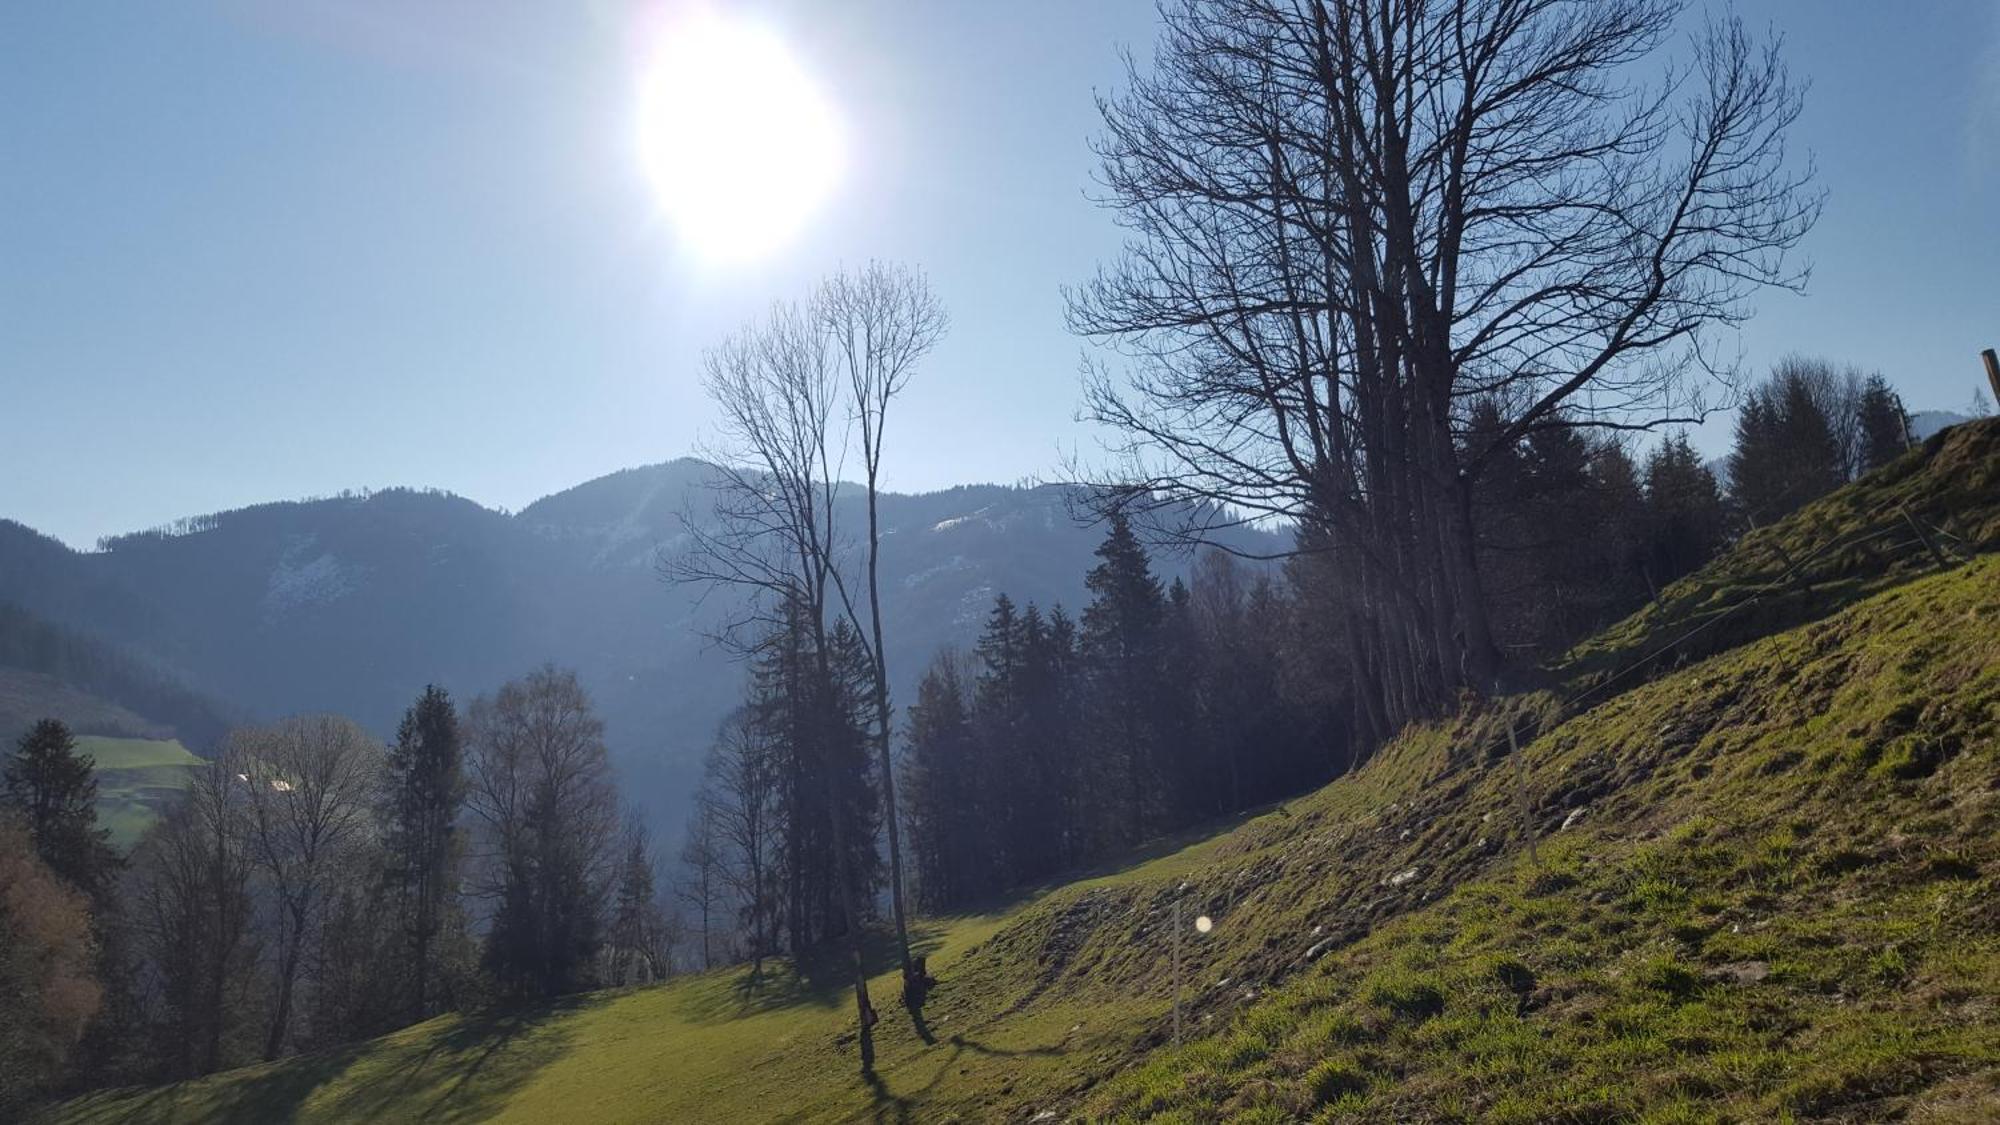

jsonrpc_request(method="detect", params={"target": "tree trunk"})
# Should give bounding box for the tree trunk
[1449,473,1501,690]
[862,473,917,996]
[264,902,307,1060]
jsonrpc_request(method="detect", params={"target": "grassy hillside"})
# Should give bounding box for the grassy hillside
[47,427,2000,1123]
[1561,418,1998,690]
[80,735,203,849]
[1085,557,1999,1122]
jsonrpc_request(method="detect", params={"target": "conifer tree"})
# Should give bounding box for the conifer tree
[383,686,465,1020]
[1079,513,1165,847]
[1729,367,1845,526]
[1855,374,1911,472]
[1642,434,1728,589]
[3,718,116,895]
[902,650,979,911]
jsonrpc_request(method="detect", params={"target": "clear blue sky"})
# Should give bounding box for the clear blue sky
[3,0,1996,549]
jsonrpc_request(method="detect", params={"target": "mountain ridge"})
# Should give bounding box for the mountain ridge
[0,460,1282,837]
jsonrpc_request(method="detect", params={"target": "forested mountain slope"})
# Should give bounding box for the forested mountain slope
[50,425,1999,1123]
[0,465,1277,837]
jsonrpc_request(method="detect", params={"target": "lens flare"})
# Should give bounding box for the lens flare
[636,10,843,263]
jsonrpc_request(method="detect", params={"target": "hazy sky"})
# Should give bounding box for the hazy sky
[3,0,1996,550]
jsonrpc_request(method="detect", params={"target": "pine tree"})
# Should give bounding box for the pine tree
[1855,374,1910,472]
[609,828,660,985]
[1729,368,1845,526]
[1157,578,1205,822]
[3,718,116,895]
[902,651,980,910]
[382,686,465,1021]
[1079,513,1166,848]
[1642,434,1727,589]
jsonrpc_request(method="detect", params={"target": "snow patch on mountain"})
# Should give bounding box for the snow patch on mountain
[902,554,975,589]
[262,539,363,620]
[931,507,994,534]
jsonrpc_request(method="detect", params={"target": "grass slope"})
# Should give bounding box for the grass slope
[81,735,203,849]
[1561,418,1999,689]
[1086,557,1999,1122]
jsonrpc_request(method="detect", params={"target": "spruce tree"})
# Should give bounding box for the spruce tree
[383,686,465,1020]
[1079,513,1165,847]
[1642,434,1727,589]
[1855,374,1910,472]
[1729,370,1844,527]
[3,718,115,894]
[903,651,979,910]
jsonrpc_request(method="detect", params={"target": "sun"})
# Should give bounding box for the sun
[636,11,844,264]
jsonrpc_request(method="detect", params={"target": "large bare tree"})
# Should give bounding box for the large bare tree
[702,707,780,975]
[1070,0,1817,741]
[129,755,256,1077]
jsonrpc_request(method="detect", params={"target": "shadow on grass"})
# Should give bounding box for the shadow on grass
[677,923,949,1026]
[852,1030,1076,1125]
[64,997,596,1125]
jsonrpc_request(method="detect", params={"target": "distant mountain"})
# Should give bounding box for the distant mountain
[0,464,1281,836]
[1908,409,1974,442]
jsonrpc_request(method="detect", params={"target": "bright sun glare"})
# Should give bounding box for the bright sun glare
[637,12,843,263]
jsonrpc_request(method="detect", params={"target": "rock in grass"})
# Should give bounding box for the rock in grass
[1705,960,1772,985]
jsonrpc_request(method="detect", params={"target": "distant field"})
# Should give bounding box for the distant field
[81,735,203,848]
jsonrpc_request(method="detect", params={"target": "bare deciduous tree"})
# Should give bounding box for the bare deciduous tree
[130,754,256,1077]
[465,666,619,998]
[235,715,379,1060]
[666,267,946,1069]
[676,799,724,972]
[1070,0,1818,741]
[821,261,947,1000]
[702,707,779,975]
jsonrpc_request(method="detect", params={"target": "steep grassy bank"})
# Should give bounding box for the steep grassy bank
[1085,557,1999,1122]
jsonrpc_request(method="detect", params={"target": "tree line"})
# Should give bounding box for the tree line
[0,667,677,1111]
[676,351,1920,932]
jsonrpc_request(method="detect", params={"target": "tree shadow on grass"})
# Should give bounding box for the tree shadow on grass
[852,1030,1076,1124]
[73,997,595,1125]
[677,923,949,1026]
[860,1067,914,1125]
